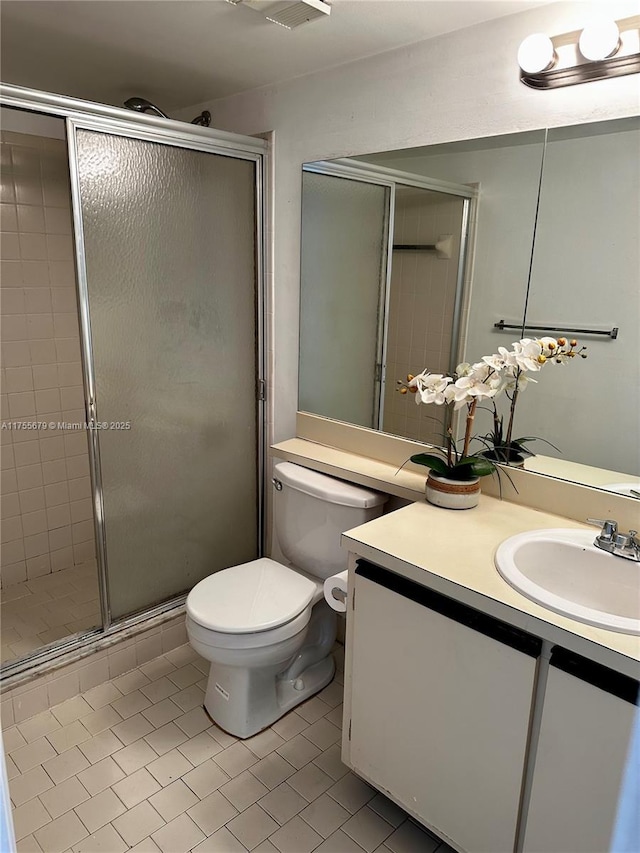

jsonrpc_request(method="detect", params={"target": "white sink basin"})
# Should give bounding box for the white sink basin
[495,529,640,635]
[602,482,640,498]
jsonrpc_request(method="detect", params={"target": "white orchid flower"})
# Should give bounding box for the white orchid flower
[512,338,543,372]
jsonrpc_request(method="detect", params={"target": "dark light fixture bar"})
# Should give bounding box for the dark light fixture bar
[494,320,619,340]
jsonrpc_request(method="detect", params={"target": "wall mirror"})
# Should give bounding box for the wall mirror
[298,115,640,495]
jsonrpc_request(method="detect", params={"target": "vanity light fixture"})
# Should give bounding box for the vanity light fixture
[518,15,640,88]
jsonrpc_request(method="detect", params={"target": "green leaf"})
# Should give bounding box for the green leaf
[409,453,448,475]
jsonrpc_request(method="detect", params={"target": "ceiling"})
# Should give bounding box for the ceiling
[1,1,548,114]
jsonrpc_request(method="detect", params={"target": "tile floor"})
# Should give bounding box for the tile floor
[4,643,454,853]
[1,562,101,664]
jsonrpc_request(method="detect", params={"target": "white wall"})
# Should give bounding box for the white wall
[177,0,640,447]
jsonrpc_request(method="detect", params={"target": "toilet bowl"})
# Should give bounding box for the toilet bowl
[186,462,386,738]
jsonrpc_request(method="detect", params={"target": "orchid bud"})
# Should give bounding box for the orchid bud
[407,374,414,382]
[409,386,418,393]
[557,337,566,346]
[569,339,577,348]
[537,355,546,364]
[581,353,587,358]
[399,387,408,395]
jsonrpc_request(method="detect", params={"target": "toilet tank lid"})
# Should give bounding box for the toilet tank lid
[274,462,387,508]
[186,558,316,633]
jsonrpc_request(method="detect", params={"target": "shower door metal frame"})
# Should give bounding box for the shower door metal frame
[0,83,268,676]
[302,159,476,431]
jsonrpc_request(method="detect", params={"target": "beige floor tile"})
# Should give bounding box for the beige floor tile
[148,778,198,822]
[276,734,321,770]
[82,683,123,712]
[43,745,90,783]
[327,773,376,814]
[146,747,193,787]
[313,745,349,782]
[167,664,201,690]
[144,721,188,756]
[112,669,151,696]
[151,812,205,853]
[297,696,332,724]
[77,756,125,796]
[141,698,182,729]
[258,782,308,826]
[111,690,151,720]
[81,705,122,736]
[34,810,88,853]
[269,815,324,853]
[299,793,350,838]
[342,807,394,852]
[127,837,162,852]
[46,720,92,754]
[40,775,90,819]
[177,731,223,766]
[112,739,157,776]
[139,677,179,704]
[383,820,441,853]
[15,831,44,852]
[252,842,279,853]
[187,790,238,836]
[139,657,176,682]
[214,742,258,778]
[111,767,161,809]
[250,753,295,790]
[244,728,285,760]
[12,736,57,773]
[78,729,123,764]
[182,756,230,799]
[17,710,62,744]
[170,684,205,713]
[219,769,269,811]
[71,822,128,853]
[173,707,211,738]
[288,763,334,802]
[367,794,407,829]
[325,705,343,729]
[271,711,309,742]
[12,797,52,841]
[74,788,126,833]
[5,755,19,781]
[314,829,367,852]
[4,727,28,754]
[111,712,154,746]
[318,681,344,709]
[226,804,279,850]
[191,825,248,852]
[111,801,165,848]
[208,724,237,749]
[301,719,341,751]
[51,696,93,726]
[9,764,54,807]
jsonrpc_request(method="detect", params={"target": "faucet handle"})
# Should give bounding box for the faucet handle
[587,518,618,538]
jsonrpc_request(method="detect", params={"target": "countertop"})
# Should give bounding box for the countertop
[342,497,640,679]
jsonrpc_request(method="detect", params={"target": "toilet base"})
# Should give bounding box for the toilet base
[203,653,335,739]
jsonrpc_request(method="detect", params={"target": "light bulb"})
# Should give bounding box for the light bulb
[579,19,621,61]
[517,33,557,74]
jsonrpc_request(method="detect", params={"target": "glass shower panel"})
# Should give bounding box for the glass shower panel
[74,130,258,620]
[299,171,389,429]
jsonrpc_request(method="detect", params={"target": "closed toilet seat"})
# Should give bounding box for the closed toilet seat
[186,558,317,650]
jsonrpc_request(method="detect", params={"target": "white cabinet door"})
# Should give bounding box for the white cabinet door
[348,561,539,853]
[523,649,638,853]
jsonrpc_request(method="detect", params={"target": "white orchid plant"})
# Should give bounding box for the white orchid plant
[398,336,587,481]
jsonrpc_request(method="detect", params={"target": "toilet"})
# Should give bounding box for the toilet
[186,462,386,738]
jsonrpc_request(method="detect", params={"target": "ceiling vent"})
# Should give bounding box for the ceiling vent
[229,0,331,30]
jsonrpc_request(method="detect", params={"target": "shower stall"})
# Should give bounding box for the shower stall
[0,85,266,677]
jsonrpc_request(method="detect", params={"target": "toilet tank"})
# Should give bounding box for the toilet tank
[273,462,387,580]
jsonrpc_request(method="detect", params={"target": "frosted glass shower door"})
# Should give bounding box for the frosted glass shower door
[72,129,260,620]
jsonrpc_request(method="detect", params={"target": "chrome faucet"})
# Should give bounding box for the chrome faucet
[587,519,640,562]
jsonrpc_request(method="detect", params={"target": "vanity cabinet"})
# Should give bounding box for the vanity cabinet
[347,560,541,853]
[522,649,638,853]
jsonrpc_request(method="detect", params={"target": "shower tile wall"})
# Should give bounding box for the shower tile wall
[0,130,96,593]
[382,189,463,445]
